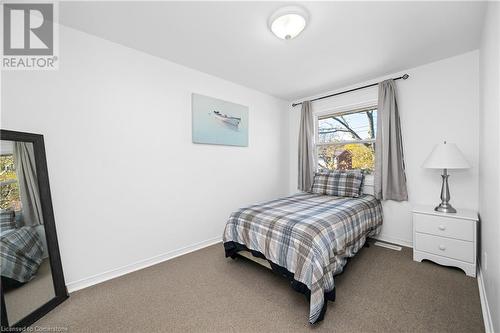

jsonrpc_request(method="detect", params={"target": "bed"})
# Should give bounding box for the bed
[1,226,45,285]
[223,191,383,324]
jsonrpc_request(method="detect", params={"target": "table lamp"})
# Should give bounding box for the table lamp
[423,141,470,213]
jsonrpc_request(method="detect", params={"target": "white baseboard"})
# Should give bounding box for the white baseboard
[66,236,222,293]
[374,241,402,251]
[477,265,494,333]
[371,235,413,248]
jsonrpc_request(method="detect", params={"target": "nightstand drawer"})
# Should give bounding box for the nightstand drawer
[415,233,474,263]
[414,213,474,241]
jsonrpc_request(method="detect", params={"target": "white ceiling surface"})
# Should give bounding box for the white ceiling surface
[59,1,486,101]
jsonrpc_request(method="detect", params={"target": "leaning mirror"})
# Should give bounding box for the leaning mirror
[0,130,68,330]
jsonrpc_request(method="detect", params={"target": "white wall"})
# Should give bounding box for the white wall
[1,25,289,289]
[479,3,500,332]
[289,51,479,247]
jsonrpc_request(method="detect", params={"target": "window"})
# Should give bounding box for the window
[0,154,21,210]
[316,107,377,174]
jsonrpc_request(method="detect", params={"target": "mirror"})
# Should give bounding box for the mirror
[0,130,67,330]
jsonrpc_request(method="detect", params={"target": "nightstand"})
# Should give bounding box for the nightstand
[413,205,478,277]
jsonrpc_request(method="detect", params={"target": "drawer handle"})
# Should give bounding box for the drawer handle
[438,225,446,231]
[439,245,446,251]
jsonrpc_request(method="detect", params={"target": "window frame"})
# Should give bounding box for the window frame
[314,104,377,183]
[0,179,17,187]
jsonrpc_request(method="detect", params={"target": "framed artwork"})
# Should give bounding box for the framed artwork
[192,93,249,147]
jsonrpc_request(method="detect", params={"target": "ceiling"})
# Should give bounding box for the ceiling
[59,1,486,101]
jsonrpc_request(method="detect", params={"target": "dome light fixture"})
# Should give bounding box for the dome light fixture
[269,6,309,40]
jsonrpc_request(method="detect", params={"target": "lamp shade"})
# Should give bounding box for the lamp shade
[423,142,470,169]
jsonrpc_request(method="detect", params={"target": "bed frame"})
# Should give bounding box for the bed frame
[237,250,272,269]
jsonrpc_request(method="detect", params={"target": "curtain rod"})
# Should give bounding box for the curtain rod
[291,74,410,107]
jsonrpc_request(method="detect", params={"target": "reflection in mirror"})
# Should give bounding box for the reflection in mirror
[0,140,55,324]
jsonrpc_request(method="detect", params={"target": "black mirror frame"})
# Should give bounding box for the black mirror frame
[0,130,68,330]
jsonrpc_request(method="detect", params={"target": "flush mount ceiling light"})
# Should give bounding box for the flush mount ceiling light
[269,6,309,40]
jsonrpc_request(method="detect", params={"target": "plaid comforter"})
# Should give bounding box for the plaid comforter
[1,227,44,283]
[223,192,383,324]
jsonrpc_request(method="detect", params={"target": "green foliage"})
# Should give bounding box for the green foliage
[318,143,375,174]
[0,155,21,210]
[345,143,375,172]
[0,155,16,182]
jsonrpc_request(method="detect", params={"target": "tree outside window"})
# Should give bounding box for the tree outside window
[0,154,21,210]
[317,108,376,174]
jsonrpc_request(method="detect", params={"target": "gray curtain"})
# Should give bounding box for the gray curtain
[298,101,314,192]
[13,142,44,226]
[374,80,408,201]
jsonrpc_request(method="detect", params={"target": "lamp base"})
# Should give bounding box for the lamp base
[435,168,457,214]
[434,203,457,214]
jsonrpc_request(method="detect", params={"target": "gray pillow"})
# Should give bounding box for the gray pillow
[310,170,330,195]
[325,171,364,198]
[310,170,364,198]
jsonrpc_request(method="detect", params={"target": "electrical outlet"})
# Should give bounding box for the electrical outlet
[484,252,488,271]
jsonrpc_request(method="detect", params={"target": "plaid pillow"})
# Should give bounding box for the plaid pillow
[14,210,24,228]
[0,209,16,232]
[310,171,330,194]
[325,171,364,198]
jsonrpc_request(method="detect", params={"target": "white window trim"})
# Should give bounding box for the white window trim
[314,103,377,186]
[0,179,17,187]
[315,139,375,147]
